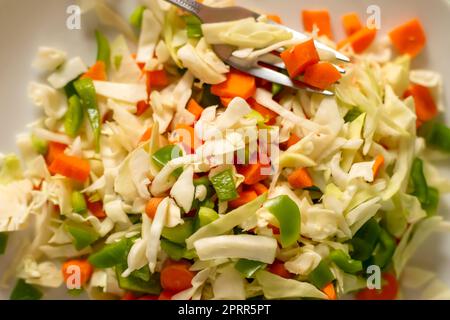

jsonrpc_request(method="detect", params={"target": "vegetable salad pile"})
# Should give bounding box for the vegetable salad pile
[1,0,450,300]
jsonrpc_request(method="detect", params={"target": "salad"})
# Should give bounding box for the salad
[1,0,450,300]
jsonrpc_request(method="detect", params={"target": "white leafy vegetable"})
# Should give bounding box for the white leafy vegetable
[109,35,143,83]
[146,197,170,273]
[104,199,131,225]
[93,81,147,103]
[28,82,67,120]
[47,57,87,89]
[137,10,162,63]
[213,265,246,300]
[194,235,277,263]
[285,250,321,276]
[0,180,33,232]
[39,244,92,259]
[17,256,63,288]
[170,165,195,213]
[32,47,67,72]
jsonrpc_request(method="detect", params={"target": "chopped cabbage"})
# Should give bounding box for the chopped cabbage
[48,57,87,89]
[32,47,67,72]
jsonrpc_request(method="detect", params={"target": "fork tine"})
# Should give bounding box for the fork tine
[227,59,334,96]
[258,53,346,74]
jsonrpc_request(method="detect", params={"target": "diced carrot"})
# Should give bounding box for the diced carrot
[187,99,204,121]
[342,12,363,36]
[62,259,93,286]
[280,39,320,79]
[302,10,333,39]
[228,190,258,209]
[252,183,268,196]
[237,163,270,185]
[268,260,293,279]
[146,69,169,94]
[46,142,67,165]
[158,290,175,300]
[160,260,195,293]
[140,127,153,143]
[81,61,107,81]
[338,27,377,53]
[268,224,280,235]
[86,199,107,219]
[220,97,233,107]
[288,168,313,189]
[372,155,385,179]
[389,18,426,57]
[248,98,278,123]
[136,100,150,116]
[145,197,165,220]
[281,134,301,150]
[211,69,256,100]
[303,62,342,90]
[404,84,438,123]
[49,154,90,183]
[131,53,146,70]
[323,283,337,300]
[172,124,199,151]
[121,292,138,300]
[267,14,283,24]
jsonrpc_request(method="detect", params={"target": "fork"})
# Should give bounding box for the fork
[164,0,350,96]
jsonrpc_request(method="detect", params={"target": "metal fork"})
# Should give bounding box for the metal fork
[164,0,350,96]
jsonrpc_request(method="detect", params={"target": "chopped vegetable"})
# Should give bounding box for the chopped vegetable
[280,39,320,78]
[95,30,111,71]
[31,134,49,155]
[152,145,183,169]
[64,221,99,250]
[404,84,438,124]
[0,232,8,255]
[183,15,203,39]
[389,18,426,57]
[410,158,429,206]
[145,197,165,220]
[267,14,282,24]
[71,191,87,214]
[146,69,169,93]
[135,100,150,116]
[342,12,362,36]
[288,168,314,189]
[88,238,131,268]
[338,27,377,53]
[272,82,283,96]
[268,260,293,279]
[116,263,161,294]
[73,78,101,151]
[129,5,146,29]
[45,142,67,165]
[282,134,301,150]
[308,261,335,289]
[195,207,219,229]
[211,70,256,100]
[302,10,333,39]
[173,124,198,151]
[422,122,450,153]
[329,250,363,274]
[81,61,107,81]
[49,154,91,183]
[263,195,301,247]
[10,279,43,300]
[423,187,439,216]
[62,259,93,286]
[64,95,84,138]
[186,99,204,121]
[356,273,398,300]
[351,218,381,261]
[0,154,23,184]
[303,62,342,90]
[210,168,239,201]
[238,163,270,185]
[86,199,107,219]
[229,190,258,209]
[323,283,337,300]
[160,260,195,293]
[370,228,396,269]
[235,259,266,278]
[252,183,268,196]
[162,219,195,245]
[344,107,363,123]
[161,239,195,261]
[372,155,385,179]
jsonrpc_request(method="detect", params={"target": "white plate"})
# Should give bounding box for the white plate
[0,0,449,300]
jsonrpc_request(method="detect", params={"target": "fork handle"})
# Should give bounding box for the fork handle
[163,0,203,17]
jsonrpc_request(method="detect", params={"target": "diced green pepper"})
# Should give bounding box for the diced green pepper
[31,134,48,155]
[246,110,266,126]
[263,195,301,248]
[74,78,101,152]
[152,145,183,168]
[161,219,195,245]
[64,95,84,138]
[0,154,23,184]
[88,238,131,268]
[160,239,196,261]
[115,263,161,295]
[130,265,151,282]
[410,158,429,206]
[183,15,203,38]
[329,250,363,274]
[423,187,439,216]
[308,261,335,289]
[350,218,381,261]
[10,279,43,300]
[422,122,450,153]
[344,107,363,123]
[64,77,79,99]
[64,222,99,250]
[235,259,266,278]
[114,55,123,70]
[0,232,8,255]
[71,191,87,214]
[210,169,238,201]
[370,228,396,269]
[95,30,110,71]
[196,207,219,229]
[272,83,283,96]
[129,5,146,29]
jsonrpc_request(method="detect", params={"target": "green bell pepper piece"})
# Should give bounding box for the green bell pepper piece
[422,122,450,153]
[10,279,43,300]
[64,77,80,99]
[350,218,381,261]
[263,195,301,248]
[88,238,131,268]
[329,250,363,274]
[344,107,363,123]
[30,134,48,155]
[64,222,99,250]
[423,187,439,216]
[235,259,266,278]
[410,158,429,206]
[160,239,196,261]
[115,263,161,295]
[162,219,195,245]
[129,5,146,29]
[64,95,84,138]
[272,83,283,96]
[196,207,219,229]
[183,15,203,38]
[370,228,396,269]
[74,78,101,152]
[95,30,110,71]
[0,232,8,255]
[210,169,238,201]
[152,145,183,168]
[71,191,87,214]
[308,261,335,289]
